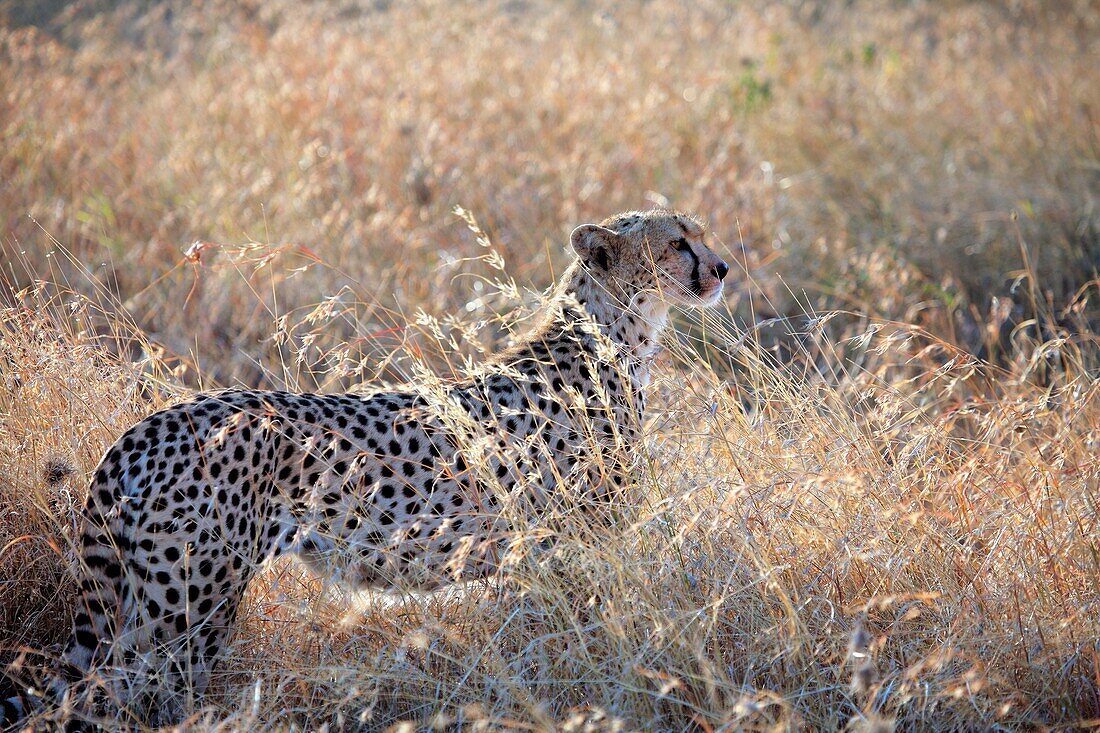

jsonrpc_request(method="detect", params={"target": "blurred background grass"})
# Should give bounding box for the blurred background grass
[2,0,1096,387]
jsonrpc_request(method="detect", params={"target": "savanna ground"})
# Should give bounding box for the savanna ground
[1,0,1099,730]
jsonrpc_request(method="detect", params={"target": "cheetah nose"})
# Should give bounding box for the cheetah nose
[714,260,729,281]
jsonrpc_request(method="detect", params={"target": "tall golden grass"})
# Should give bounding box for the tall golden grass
[2,0,1098,729]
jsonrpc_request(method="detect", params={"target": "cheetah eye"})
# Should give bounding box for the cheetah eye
[673,238,693,254]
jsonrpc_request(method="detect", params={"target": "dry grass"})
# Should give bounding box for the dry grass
[1,0,1099,730]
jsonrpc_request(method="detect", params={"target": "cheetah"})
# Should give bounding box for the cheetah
[3,209,729,724]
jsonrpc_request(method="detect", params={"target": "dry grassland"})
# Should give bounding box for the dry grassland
[1,1,1098,729]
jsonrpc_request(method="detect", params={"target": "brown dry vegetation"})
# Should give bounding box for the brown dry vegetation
[1,0,1099,730]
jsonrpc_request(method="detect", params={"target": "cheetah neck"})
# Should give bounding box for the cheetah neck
[556,262,670,361]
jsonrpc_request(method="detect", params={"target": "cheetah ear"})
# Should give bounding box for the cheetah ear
[570,224,622,271]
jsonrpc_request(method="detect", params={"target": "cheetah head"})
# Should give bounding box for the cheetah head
[570,209,729,313]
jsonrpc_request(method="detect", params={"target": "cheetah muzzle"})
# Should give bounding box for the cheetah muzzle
[2,210,730,725]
